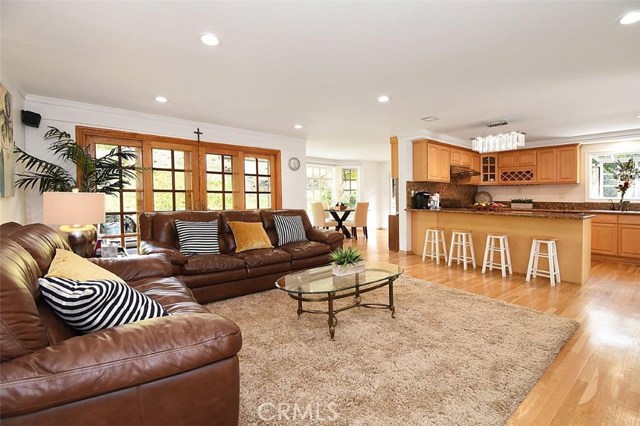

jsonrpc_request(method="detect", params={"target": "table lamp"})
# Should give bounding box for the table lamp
[43,190,106,257]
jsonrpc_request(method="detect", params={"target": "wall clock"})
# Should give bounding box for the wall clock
[288,157,301,171]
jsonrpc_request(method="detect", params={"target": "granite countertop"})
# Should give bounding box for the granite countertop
[406,208,595,220]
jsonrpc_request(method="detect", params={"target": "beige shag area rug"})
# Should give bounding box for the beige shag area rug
[206,275,578,426]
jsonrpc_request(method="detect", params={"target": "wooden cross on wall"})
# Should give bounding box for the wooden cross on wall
[194,128,203,142]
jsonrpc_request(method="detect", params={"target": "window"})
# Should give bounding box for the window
[306,164,335,211]
[205,153,234,210]
[341,168,358,207]
[97,143,143,249]
[244,156,272,209]
[151,148,194,211]
[590,152,640,200]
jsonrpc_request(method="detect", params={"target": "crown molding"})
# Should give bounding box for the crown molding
[397,129,470,148]
[526,128,640,147]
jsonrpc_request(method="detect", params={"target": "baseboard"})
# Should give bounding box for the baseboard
[592,254,640,265]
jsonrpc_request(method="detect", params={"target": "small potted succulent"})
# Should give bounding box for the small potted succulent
[330,247,365,276]
[510,198,534,210]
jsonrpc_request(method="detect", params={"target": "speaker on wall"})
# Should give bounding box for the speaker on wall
[21,110,42,128]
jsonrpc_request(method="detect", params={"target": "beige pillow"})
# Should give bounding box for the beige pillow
[228,221,273,253]
[46,249,126,283]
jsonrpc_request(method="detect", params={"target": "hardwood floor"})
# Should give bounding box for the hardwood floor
[344,230,640,425]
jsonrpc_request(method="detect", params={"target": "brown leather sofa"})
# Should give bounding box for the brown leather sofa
[0,222,242,426]
[139,209,344,303]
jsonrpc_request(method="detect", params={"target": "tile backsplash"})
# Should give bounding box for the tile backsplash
[407,182,477,208]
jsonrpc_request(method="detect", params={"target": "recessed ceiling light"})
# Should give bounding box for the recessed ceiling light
[618,11,640,25]
[200,33,220,46]
[378,95,390,103]
[155,96,168,103]
[421,116,439,122]
[293,124,303,129]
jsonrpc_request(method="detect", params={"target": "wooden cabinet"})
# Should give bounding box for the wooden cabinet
[618,216,640,259]
[591,214,640,260]
[557,145,579,183]
[413,140,450,183]
[528,145,580,184]
[592,215,618,256]
[451,148,472,167]
[480,155,498,184]
[497,149,537,184]
[536,148,557,183]
[498,150,536,168]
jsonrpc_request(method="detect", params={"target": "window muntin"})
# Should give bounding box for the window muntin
[205,153,234,210]
[244,157,271,209]
[590,152,640,200]
[151,148,193,211]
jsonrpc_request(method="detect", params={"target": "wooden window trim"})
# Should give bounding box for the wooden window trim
[76,126,282,211]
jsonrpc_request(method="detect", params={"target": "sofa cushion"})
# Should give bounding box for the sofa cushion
[175,220,220,255]
[235,248,291,268]
[0,239,50,361]
[181,254,246,275]
[274,215,307,246]
[279,240,331,260]
[7,224,70,274]
[39,277,167,333]
[47,249,126,283]
[228,221,273,253]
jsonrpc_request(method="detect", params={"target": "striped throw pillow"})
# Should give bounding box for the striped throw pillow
[175,220,220,255]
[38,277,167,334]
[274,215,308,246]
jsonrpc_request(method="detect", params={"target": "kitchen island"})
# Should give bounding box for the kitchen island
[409,208,594,284]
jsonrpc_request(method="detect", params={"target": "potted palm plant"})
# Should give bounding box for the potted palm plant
[14,127,139,194]
[330,247,365,276]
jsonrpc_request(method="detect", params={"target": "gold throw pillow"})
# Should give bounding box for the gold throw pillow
[228,221,273,253]
[46,249,126,283]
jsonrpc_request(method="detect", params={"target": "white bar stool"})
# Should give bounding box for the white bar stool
[448,230,476,270]
[481,233,513,277]
[525,237,561,286]
[422,227,448,264]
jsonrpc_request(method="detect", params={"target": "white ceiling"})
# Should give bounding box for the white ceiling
[2,1,639,161]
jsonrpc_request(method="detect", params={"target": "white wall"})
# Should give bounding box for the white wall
[0,71,28,224]
[483,140,640,203]
[22,96,307,222]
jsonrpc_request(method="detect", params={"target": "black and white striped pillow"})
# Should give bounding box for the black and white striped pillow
[175,220,220,255]
[274,215,308,246]
[38,277,167,334]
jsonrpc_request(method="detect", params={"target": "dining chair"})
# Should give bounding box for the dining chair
[344,202,369,239]
[311,202,338,229]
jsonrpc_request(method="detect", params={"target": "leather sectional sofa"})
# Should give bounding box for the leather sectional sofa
[139,209,344,303]
[0,222,242,426]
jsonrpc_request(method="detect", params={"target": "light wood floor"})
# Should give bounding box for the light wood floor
[344,229,640,426]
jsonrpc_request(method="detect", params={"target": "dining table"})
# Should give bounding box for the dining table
[325,209,354,238]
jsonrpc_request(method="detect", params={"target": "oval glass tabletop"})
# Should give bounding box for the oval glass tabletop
[276,261,403,294]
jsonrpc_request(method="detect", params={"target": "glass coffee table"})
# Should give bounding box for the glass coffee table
[276,262,403,340]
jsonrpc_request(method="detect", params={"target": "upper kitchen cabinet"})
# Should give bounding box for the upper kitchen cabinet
[412,139,450,182]
[535,145,580,184]
[556,145,580,183]
[498,149,536,167]
[450,148,472,167]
